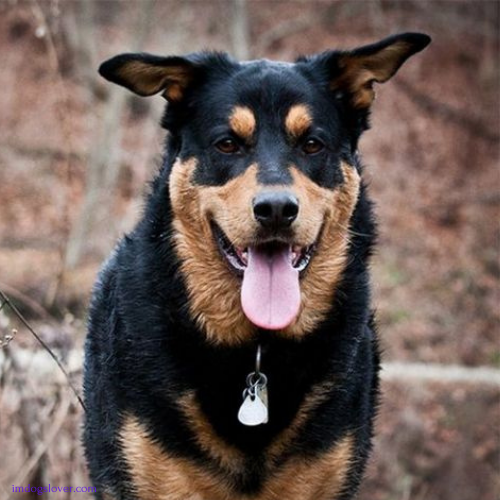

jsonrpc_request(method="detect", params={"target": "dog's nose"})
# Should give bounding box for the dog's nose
[253,192,299,229]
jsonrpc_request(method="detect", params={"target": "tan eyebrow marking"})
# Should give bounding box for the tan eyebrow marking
[285,104,313,138]
[229,106,256,139]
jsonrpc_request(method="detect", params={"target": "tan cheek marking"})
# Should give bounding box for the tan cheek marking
[285,104,312,138]
[197,164,260,248]
[282,162,360,339]
[169,159,258,344]
[177,392,246,473]
[120,414,231,500]
[229,106,256,139]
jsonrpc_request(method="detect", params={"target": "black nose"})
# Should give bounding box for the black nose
[253,192,299,230]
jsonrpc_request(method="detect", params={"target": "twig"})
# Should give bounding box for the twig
[0,289,86,411]
[0,281,52,320]
[232,0,250,60]
[29,0,78,306]
[64,0,155,269]
[0,329,17,349]
[253,13,319,56]
[0,481,9,499]
[4,344,51,498]
[7,395,72,499]
[410,1,498,39]
[0,338,12,413]
[0,141,84,162]
[395,78,500,144]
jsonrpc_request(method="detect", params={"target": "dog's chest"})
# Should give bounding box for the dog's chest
[120,412,353,500]
[119,382,354,500]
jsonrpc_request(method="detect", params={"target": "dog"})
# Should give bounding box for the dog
[83,32,430,500]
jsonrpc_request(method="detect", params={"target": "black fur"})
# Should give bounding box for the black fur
[84,33,430,500]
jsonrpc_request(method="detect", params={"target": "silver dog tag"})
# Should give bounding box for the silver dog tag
[257,385,269,424]
[238,393,268,426]
[238,346,269,426]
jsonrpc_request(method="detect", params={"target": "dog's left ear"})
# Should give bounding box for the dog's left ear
[303,33,431,109]
[98,53,203,102]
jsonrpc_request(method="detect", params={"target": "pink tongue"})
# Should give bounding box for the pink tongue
[241,246,301,330]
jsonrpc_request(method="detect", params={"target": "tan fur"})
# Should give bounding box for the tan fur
[230,106,256,139]
[169,158,360,344]
[120,415,231,500]
[120,413,354,500]
[116,60,191,100]
[266,380,336,460]
[284,104,312,138]
[177,381,335,470]
[285,163,360,339]
[258,436,354,500]
[169,159,257,344]
[177,392,246,472]
[333,40,414,108]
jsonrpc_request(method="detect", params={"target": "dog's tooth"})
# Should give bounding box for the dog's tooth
[236,247,248,265]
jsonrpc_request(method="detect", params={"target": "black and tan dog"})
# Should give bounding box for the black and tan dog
[83,33,430,500]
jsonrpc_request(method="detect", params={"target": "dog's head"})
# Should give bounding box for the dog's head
[100,33,430,344]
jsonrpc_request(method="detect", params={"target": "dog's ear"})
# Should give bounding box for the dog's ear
[303,33,431,109]
[99,53,202,102]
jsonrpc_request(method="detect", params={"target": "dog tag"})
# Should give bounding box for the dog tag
[238,346,269,426]
[238,393,268,426]
[257,385,269,424]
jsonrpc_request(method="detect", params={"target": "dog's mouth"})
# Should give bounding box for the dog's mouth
[212,223,318,331]
[212,223,316,275]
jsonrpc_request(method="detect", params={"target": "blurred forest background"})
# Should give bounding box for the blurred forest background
[0,1,499,499]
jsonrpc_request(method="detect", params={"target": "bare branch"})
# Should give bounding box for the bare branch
[7,395,72,498]
[253,13,319,56]
[232,0,250,60]
[0,290,85,411]
[64,0,156,270]
[28,0,80,307]
[0,282,52,320]
[4,345,51,498]
[394,78,500,144]
[0,329,17,349]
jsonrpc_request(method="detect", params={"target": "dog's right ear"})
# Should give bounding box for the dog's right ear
[299,33,431,110]
[99,53,200,102]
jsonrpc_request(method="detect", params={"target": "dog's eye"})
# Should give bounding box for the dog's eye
[215,138,240,154]
[302,138,324,155]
